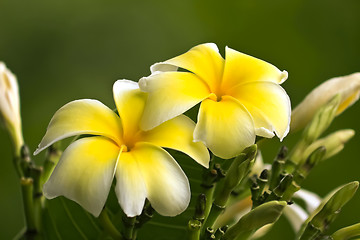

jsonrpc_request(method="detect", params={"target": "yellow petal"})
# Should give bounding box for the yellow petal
[113,80,147,139]
[194,96,256,159]
[43,137,120,217]
[139,71,211,130]
[150,43,224,92]
[122,142,190,216]
[34,99,123,155]
[115,150,147,217]
[140,115,210,168]
[221,46,288,90]
[229,81,291,140]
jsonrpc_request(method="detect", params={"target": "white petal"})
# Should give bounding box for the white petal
[291,73,360,132]
[130,142,190,216]
[43,137,120,217]
[140,115,210,168]
[294,189,322,213]
[115,150,147,217]
[284,203,309,232]
[150,43,224,92]
[194,96,256,159]
[113,80,147,139]
[34,99,123,155]
[228,81,291,140]
[139,71,210,130]
[221,46,287,91]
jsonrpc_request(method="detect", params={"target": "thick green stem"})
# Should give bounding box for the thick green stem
[21,178,37,238]
[122,216,136,240]
[30,167,44,233]
[99,209,123,240]
[188,219,201,240]
[202,203,225,231]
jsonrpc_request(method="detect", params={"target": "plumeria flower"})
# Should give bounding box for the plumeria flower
[291,73,360,132]
[34,80,209,217]
[139,43,291,159]
[0,62,24,155]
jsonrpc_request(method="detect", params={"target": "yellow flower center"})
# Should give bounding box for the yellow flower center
[121,131,143,152]
[208,93,223,102]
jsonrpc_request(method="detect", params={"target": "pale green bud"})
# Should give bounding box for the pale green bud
[291,73,360,133]
[304,129,355,161]
[0,62,23,155]
[303,95,340,143]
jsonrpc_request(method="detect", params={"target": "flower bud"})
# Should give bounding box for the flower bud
[291,73,360,133]
[304,129,355,161]
[0,62,23,155]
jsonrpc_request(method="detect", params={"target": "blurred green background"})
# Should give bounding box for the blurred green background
[0,0,359,239]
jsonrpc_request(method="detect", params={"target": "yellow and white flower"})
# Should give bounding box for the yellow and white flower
[291,73,360,132]
[0,62,24,155]
[139,43,291,159]
[34,80,209,217]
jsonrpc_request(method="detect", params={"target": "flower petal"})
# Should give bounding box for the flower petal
[294,189,321,213]
[283,203,308,232]
[127,142,190,216]
[150,43,224,92]
[115,150,147,217]
[194,96,256,159]
[34,99,123,155]
[140,115,210,168]
[291,73,360,132]
[228,81,291,140]
[113,80,147,139]
[139,71,211,130]
[221,46,288,90]
[43,136,120,217]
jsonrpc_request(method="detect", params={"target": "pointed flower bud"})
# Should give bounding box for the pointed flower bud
[304,129,355,161]
[291,73,360,133]
[0,62,24,155]
[303,95,340,142]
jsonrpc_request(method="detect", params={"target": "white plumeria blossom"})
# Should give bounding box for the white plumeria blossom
[0,62,23,153]
[139,43,291,159]
[35,80,209,217]
[291,73,360,132]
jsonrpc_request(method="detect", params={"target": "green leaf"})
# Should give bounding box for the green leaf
[221,201,287,240]
[42,197,102,239]
[297,181,359,240]
[332,222,360,240]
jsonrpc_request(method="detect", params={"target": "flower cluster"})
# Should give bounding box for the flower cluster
[2,43,360,240]
[34,43,291,217]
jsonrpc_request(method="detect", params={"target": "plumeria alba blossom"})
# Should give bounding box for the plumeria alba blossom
[139,43,291,159]
[34,80,209,217]
[0,62,24,155]
[291,73,360,132]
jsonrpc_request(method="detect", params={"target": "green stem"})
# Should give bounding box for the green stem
[99,209,123,240]
[203,186,216,221]
[13,156,24,178]
[41,144,62,186]
[202,203,225,230]
[122,216,136,240]
[188,219,201,240]
[21,177,38,238]
[30,167,44,233]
